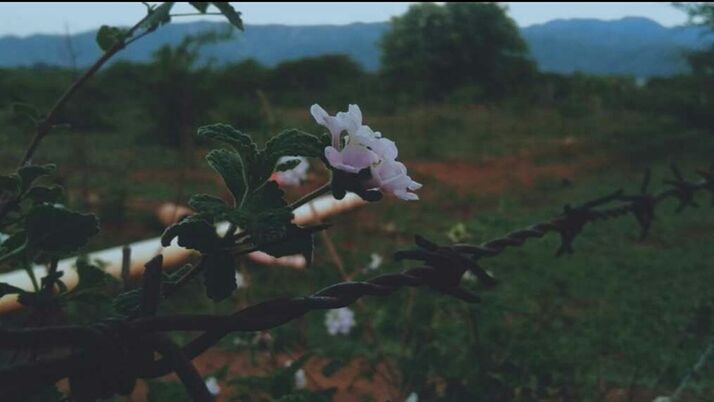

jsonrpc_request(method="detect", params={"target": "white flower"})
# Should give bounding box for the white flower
[311,103,421,201]
[310,104,362,147]
[324,143,378,174]
[275,156,310,187]
[205,377,220,396]
[366,253,383,271]
[405,392,419,402]
[294,368,307,389]
[324,307,356,335]
[284,360,308,389]
[0,232,8,245]
[367,159,422,201]
[235,271,245,289]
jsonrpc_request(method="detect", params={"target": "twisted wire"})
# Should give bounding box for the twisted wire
[0,165,712,400]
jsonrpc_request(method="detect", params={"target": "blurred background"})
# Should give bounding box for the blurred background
[1,2,714,401]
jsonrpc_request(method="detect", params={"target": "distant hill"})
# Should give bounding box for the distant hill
[0,17,711,77]
[522,17,712,77]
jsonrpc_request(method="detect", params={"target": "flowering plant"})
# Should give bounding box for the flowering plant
[312,104,422,201]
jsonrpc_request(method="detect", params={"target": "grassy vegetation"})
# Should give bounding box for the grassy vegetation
[4,99,710,400]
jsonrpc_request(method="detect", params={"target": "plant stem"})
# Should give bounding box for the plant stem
[18,9,154,167]
[289,182,332,210]
[0,245,26,266]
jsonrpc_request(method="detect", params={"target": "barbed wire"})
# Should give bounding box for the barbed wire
[0,164,713,401]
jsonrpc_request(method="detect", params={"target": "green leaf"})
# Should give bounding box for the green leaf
[243,180,289,212]
[161,215,219,253]
[0,282,25,297]
[276,159,302,172]
[0,232,26,254]
[199,123,262,188]
[229,181,294,244]
[265,129,324,165]
[17,164,55,193]
[74,257,116,293]
[189,2,209,13]
[259,224,318,265]
[188,194,231,218]
[25,185,64,204]
[198,123,257,156]
[96,25,126,52]
[201,252,236,301]
[112,289,141,317]
[25,205,99,257]
[142,2,175,32]
[212,2,244,30]
[206,149,247,205]
[162,263,194,285]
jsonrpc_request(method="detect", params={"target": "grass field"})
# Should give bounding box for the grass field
[2,102,714,401]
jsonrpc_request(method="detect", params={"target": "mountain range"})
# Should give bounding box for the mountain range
[0,17,711,77]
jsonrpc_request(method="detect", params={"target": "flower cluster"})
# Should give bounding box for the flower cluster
[324,307,356,335]
[311,104,422,201]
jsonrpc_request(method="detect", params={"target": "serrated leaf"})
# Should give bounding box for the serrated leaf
[189,2,209,13]
[265,129,323,164]
[188,194,231,218]
[206,149,247,206]
[198,123,257,156]
[259,224,317,265]
[162,263,194,285]
[112,288,141,317]
[0,282,25,298]
[74,257,116,292]
[276,159,302,172]
[96,25,126,52]
[243,180,289,212]
[229,181,294,244]
[18,164,55,193]
[161,215,219,253]
[25,185,64,204]
[212,2,244,30]
[0,232,26,254]
[26,205,99,257]
[201,252,236,301]
[199,123,262,189]
[142,2,175,32]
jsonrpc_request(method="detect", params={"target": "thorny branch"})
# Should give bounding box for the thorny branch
[0,164,713,400]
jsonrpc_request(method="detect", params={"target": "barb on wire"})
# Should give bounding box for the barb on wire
[0,166,713,401]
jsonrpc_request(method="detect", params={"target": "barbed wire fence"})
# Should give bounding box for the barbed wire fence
[0,164,712,401]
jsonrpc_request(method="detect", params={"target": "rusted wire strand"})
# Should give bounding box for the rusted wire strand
[0,166,712,400]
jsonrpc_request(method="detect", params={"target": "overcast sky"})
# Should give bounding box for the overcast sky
[0,2,690,37]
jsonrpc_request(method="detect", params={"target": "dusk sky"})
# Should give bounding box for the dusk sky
[0,2,690,37]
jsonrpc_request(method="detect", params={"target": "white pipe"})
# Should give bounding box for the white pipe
[0,193,364,314]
